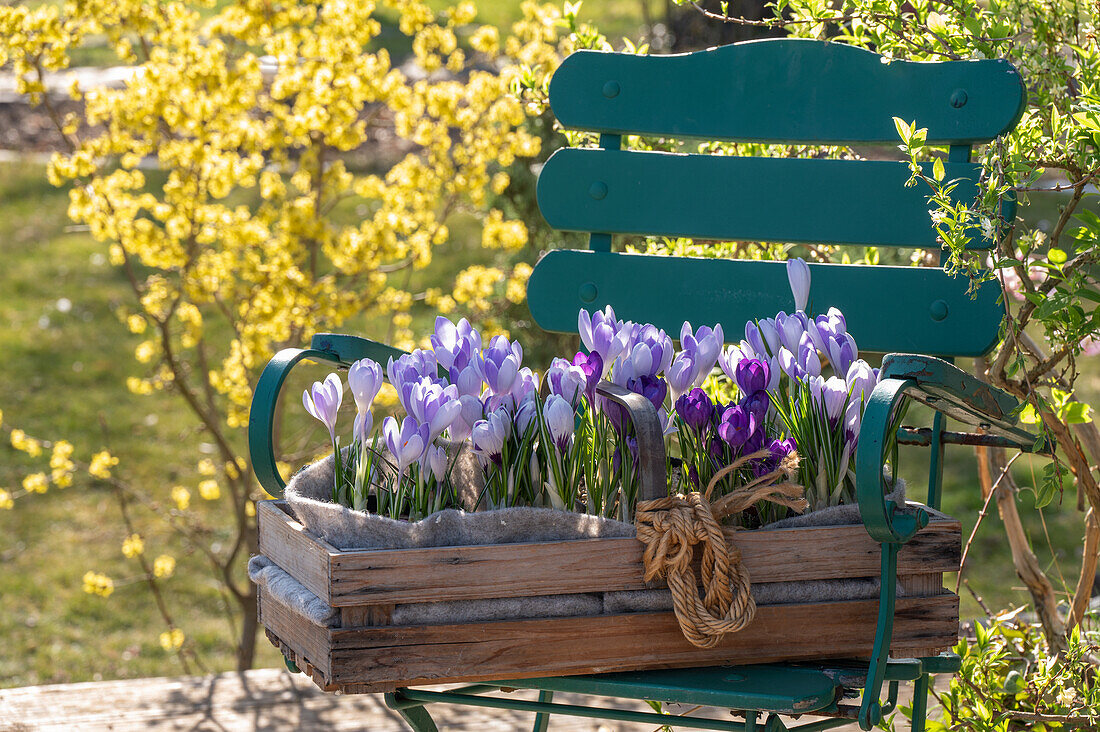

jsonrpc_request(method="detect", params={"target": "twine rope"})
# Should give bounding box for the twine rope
[635,449,807,648]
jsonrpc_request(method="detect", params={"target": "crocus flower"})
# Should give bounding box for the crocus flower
[303,373,342,443]
[420,443,449,483]
[544,394,575,451]
[776,312,805,354]
[679,322,724,386]
[844,399,862,448]
[579,306,633,376]
[387,350,439,413]
[481,335,523,395]
[745,322,770,359]
[741,390,770,422]
[735,358,770,396]
[675,388,713,432]
[348,359,383,441]
[471,409,511,464]
[546,358,587,406]
[846,359,877,406]
[755,437,797,478]
[718,405,756,450]
[407,380,462,442]
[821,376,849,423]
[447,394,484,443]
[514,394,539,434]
[666,352,697,403]
[382,415,429,472]
[824,333,858,377]
[431,316,483,371]
[787,257,811,312]
[572,350,603,404]
[629,374,668,412]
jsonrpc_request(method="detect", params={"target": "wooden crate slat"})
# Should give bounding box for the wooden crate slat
[258,587,333,680]
[258,501,333,605]
[318,516,959,606]
[322,595,958,687]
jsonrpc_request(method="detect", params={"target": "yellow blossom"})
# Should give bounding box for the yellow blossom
[122,533,144,558]
[82,571,114,597]
[159,628,185,651]
[197,458,217,476]
[170,485,191,510]
[153,554,176,578]
[22,473,48,494]
[89,450,118,479]
[198,479,220,500]
[0,489,12,510]
[10,429,42,457]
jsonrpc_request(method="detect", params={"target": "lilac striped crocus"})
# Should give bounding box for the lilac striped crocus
[679,321,724,386]
[430,316,483,371]
[481,335,523,395]
[406,380,462,442]
[303,373,342,444]
[544,394,575,451]
[387,350,439,414]
[787,257,811,312]
[382,416,429,472]
[546,357,587,406]
[572,350,603,405]
[348,359,383,443]
[579,306,633,377]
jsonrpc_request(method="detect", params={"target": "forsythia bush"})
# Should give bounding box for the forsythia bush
[0,0,605,670]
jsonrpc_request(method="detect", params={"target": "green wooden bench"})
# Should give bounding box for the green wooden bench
[250,38,1036,731]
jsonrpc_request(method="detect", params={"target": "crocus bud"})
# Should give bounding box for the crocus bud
[787,257,811,312]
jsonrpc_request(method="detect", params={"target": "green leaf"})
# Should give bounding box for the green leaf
[933,157,945,182]
[1048,248,1068,264]
[893,117,911,145]
[1018,403,1041,424]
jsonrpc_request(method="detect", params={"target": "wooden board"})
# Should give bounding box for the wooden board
[259,589,958,692]
[259,501,961,607]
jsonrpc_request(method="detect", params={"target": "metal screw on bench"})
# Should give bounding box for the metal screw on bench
[602,80,620,98]
[578,282,598,303]
[588,181,608,200]
[930,299,949,321]
[951,89,968,108]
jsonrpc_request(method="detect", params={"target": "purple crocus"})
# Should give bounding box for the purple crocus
[471,409,511,464]
[629,374,668,412]
[348,359,383,442]
[572,350,603,404]
[387,350,440,414]
[776,313,805,354]
[666,352,698,403]
[632,325,675,375]
[741,390,771,423]
[480,335,523,395]
[579,306,632,376]
[544,394,575,451]
[754,437,797,477]
[448,394,484,443]
[679,321,724,387]
[382,415,429,472]
[675,387,714,432]
[420,443,449,483]
[846,359,877,406]
[718,404,756,450]
[821,376,849,424]
[406,380,462,442]
[787,258,811,312]
[734,358,770,396]
[546,357,587,406]
[430,316,482,371]
[303,373,342,443]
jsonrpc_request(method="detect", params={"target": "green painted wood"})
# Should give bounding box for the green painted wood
[539,149,989,249]
[881,354,1019,421]
[247,333,408,497]
[498,665,840,714]
[527,251,1004,357]
[549,41,1025,144]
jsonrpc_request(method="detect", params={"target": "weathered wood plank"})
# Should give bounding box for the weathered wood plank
[258,587,333,681]
[258,500,333,604]
[324,596,958,688]
[318,518,960,606]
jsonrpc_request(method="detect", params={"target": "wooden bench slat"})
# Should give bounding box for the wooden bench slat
[527,253,1004,358]
[539,150,992,249]
[549,41,1024,144]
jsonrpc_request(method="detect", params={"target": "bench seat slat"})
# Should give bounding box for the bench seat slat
[550,40,1025,144]
[538,149,1000,249]
[527,252,1003,357]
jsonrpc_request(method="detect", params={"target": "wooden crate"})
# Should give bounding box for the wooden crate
[256,500,961,693]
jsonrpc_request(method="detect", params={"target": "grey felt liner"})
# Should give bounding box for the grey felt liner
[255,458,920,629]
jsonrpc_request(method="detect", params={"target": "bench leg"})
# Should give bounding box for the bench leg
[532,690,553,732]
[910,674,930,732]
[385,692,440,732]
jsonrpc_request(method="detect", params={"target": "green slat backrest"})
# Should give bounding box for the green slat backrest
[529,40,1024,357]
[539,151,1010,249]
[549,40,1024,144]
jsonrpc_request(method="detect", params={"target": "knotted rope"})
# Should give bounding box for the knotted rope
[635,449,807,648]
